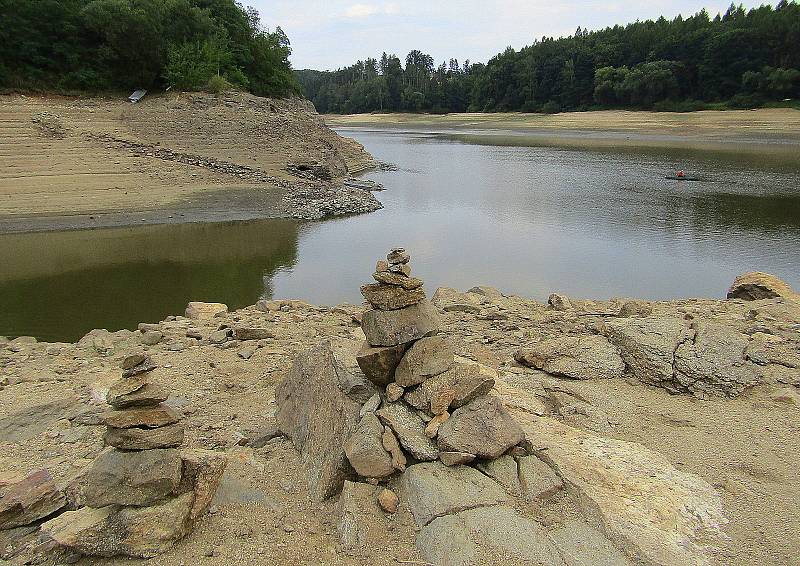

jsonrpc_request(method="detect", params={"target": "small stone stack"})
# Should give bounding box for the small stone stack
[348,248,525,479]
[40,354,226,559]
[103,354,184,450]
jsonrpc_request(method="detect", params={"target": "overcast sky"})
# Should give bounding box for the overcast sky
[248,1,771,71]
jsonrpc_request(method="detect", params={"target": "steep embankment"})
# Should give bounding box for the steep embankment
[0,92,380,233]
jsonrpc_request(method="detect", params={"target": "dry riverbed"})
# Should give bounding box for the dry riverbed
[1,278,798,566]
[0,93,380,233]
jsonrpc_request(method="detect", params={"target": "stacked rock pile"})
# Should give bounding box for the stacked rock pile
[348,248,526,478]
[40,354,226,558]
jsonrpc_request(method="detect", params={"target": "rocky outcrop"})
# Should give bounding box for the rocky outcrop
[0,469,66,530]
[515,334,625,380]
[727,271,797,301]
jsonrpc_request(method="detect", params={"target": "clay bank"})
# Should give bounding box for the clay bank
[1,261,799,566]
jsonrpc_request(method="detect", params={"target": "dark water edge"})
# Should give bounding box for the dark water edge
[1,128,798,342]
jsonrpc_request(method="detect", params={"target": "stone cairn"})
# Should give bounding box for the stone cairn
[40,354,226,558]
[348,248,526,479]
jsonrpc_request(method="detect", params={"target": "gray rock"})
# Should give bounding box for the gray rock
[377,402,439,461]
[548,293,572,311]
[104,423,185,450]
[121,357,157,378]
[387,248,410,264]
[389,262,412,276]
[140,331,163,346]
[344,414,395,479]
[417,506,566,566]
[120,353,146,370]
[394,336,454,387]
[361,283,426,310]
[362,300,441,347]
[107,381,168,409]
[0,469,67,529]
[518,455,563,501]
[275,340,363,500]
[102,405,180,429]
[403,462,509,527]
[83,448,182,507]
[209,330,229,344]
[234,326,274,340]
[41,492,194,558]
[514,335,625,380]
[443,303,481,314]
[674,321,761,397]
[356,342,407,386]
[373,271,424,290]
[476,455,521,495]
[549,520,634,566]
[437,396,525,459]
[359,393,382,417]
[248,422,281,448]
[405,362,495,414]
[602,317,691,392]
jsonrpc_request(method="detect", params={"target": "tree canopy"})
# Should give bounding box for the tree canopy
[0,0,299,96]
[296,2,800,113]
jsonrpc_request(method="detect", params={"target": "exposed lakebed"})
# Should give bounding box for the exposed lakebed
[2,127,799,341]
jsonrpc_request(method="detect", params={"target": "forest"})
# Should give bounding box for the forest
[0,0,299,96]
[296,2,800,113]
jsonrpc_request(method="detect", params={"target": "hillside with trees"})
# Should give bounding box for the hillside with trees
[296,2,800,113]
[0,0,299,96]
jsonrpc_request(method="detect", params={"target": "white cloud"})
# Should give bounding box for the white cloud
[342,2,401,19]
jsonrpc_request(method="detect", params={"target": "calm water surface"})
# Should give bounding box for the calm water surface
[2,128,799,341]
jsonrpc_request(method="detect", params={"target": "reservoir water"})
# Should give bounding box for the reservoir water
[2,128,798,342]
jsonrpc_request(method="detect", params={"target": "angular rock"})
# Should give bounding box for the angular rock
[140,331,163,346]
[727,272,796,301]
[602,317,691,391]
[518,455,563,500]
[394,335,454,387]
[0,469,67,529]
[514,335,625,381]
[337,481,386,551]
[437,396,525,459]
[439,451,475,466]
[424,412,449,438]
[403,461,508,527]
[376,260,389,272]
[417,506,566,566]
[102,404,180,429]
[387,248,410,264]
[362,300,441,347]
[548,293,572,311]
[549,520,635,566]
[372,270,424,289]
[405,362,495,414]
[107,382,168,409]
[83,448,182,508]
[177,449,227,521]
[121,353,146,370]
[476,455,521,495]
[674,321,761,397]
[359,393,382,417]
[122,357,157,378]
[381,427,407,472]
[377,402,439,461]
[344,414,395,479]
[104,423,185,450]
[356,342,407,386]
[386,382,404,402]
[41,492,194,558]
[275,340,363,500]
[185,302,228,320]
[234,326,275,340]
[389,262,412,276]
[360,283,426,310]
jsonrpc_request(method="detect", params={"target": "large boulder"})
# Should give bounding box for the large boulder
[41,492,195,558]
[674,321,761,397]
[602,317,691,392]
[727,272,796,301]
[394,335,454,387]
[376,402,439,461]
[403,462,508,527]
[344,414,395,479]
[417,506,566,566]
[275,340,364,500]
[0,469,66,529]
[515,335,625,380]
[361,300,441,347]
[83,448,182,508]
[437,396,524,459]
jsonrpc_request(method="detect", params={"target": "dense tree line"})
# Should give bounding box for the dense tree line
[0,0,299,96]
[296,2,800,113]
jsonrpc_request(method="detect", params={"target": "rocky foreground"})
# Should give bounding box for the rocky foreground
[0,270,798,566]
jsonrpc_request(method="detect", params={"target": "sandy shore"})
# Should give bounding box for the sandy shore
[0,93,377,233]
